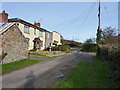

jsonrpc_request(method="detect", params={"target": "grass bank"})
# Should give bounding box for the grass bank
[52,56,118,88]
[2,58,43,74]
[31,53,52,57]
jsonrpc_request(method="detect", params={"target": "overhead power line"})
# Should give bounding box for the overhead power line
[50,2,97,31]
[72,2,97,39]
[102,2,114,26]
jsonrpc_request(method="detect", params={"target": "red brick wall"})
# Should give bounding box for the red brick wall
[0,11,8,23]
[34,22,40,27]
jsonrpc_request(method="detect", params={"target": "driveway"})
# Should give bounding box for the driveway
[2,51,96,88]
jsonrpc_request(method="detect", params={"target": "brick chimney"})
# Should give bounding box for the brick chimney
[0,10,8,24]
[34,21,40,27]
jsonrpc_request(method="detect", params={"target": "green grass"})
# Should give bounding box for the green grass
[63,50,72,53]
[52,56,118,88]
[31,53,54,57]
[2,58,43,74]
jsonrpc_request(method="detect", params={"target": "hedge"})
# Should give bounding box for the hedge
[51,45,70,51]
[82,44,97,52]
[97,44,120,86]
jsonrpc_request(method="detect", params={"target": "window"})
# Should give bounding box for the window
[24,25,30,34]
[47,33,49,38]
[39,31,43,37]
[34,29,36,35]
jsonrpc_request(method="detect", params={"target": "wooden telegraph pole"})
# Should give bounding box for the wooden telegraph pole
[98,0,101,30]
[96,0,102,56]
[96,0,102,44]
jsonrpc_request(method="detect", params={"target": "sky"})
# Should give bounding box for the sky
[1,2,118,43]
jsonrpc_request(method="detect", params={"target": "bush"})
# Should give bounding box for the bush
[97,45,120,86]
[51,46,59,51]
[51,45,70,51]
[44,47,50,51]
[82,44,97,52]
[30,48,37,51]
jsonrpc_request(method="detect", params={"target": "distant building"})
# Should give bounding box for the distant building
[52,31,62,46]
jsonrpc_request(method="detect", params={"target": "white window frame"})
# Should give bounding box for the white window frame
[34,29,36,35]
[39,31,43,37]
[24,25,30,34]
[47,33,49,38]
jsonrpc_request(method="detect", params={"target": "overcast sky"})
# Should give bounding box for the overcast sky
[1,2,118,42]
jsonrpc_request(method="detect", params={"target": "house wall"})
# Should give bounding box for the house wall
[18,23,45,50]
[45,32,52,48]
[52,32,61,45]
[1,25,28,64]
[0,35,2,58]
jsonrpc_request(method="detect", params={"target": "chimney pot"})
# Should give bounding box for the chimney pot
[34,21,40,28]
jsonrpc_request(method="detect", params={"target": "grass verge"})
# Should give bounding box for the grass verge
[52,56,118,88]
[2,58,43,74]
[31,53,54,57]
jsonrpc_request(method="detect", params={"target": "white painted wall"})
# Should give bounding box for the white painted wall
[52,32,61,45]
[18,23,45,50]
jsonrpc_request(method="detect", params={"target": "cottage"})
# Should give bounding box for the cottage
[8,18,46,51]
[0,10,62,63]
[52,31,62,46]
[0,22,29,64]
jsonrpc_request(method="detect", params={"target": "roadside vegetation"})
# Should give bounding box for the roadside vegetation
[96,27,120,86]
[61,39,82,49]
[81,44,97,52]
[51,45,71,52]
[30,53,53,57]
[81,38,97,52]
[2,58,43,74]
[52,56,118,88]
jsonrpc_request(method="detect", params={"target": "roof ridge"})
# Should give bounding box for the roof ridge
[0,22,15,34]
[8,18,51,32]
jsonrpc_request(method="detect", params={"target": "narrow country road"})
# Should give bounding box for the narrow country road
[2,51,96,88]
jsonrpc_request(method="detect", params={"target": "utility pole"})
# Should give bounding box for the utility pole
[96,0,102,44]
[98,0,100,30]
[96,0,102,56]
[73,36,74,41]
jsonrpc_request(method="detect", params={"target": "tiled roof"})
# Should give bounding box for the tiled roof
[0,22,15,34]
[8,18,50,32]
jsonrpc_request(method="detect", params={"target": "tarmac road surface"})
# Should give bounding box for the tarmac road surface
[2,51,96,88]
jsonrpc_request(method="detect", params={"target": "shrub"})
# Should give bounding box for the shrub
[97,45,120,86]
[51,46,59,51]
[60,45,70,51]
[51,45,70,51]
[30,48,37,51]
[82,44,97,52]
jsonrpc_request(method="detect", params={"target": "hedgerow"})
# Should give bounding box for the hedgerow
[97,44,120,86]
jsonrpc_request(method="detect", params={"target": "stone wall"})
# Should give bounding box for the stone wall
[0,25,29,64]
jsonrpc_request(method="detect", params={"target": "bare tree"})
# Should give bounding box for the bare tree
[84,38,96,44]
[102,27,118,44]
